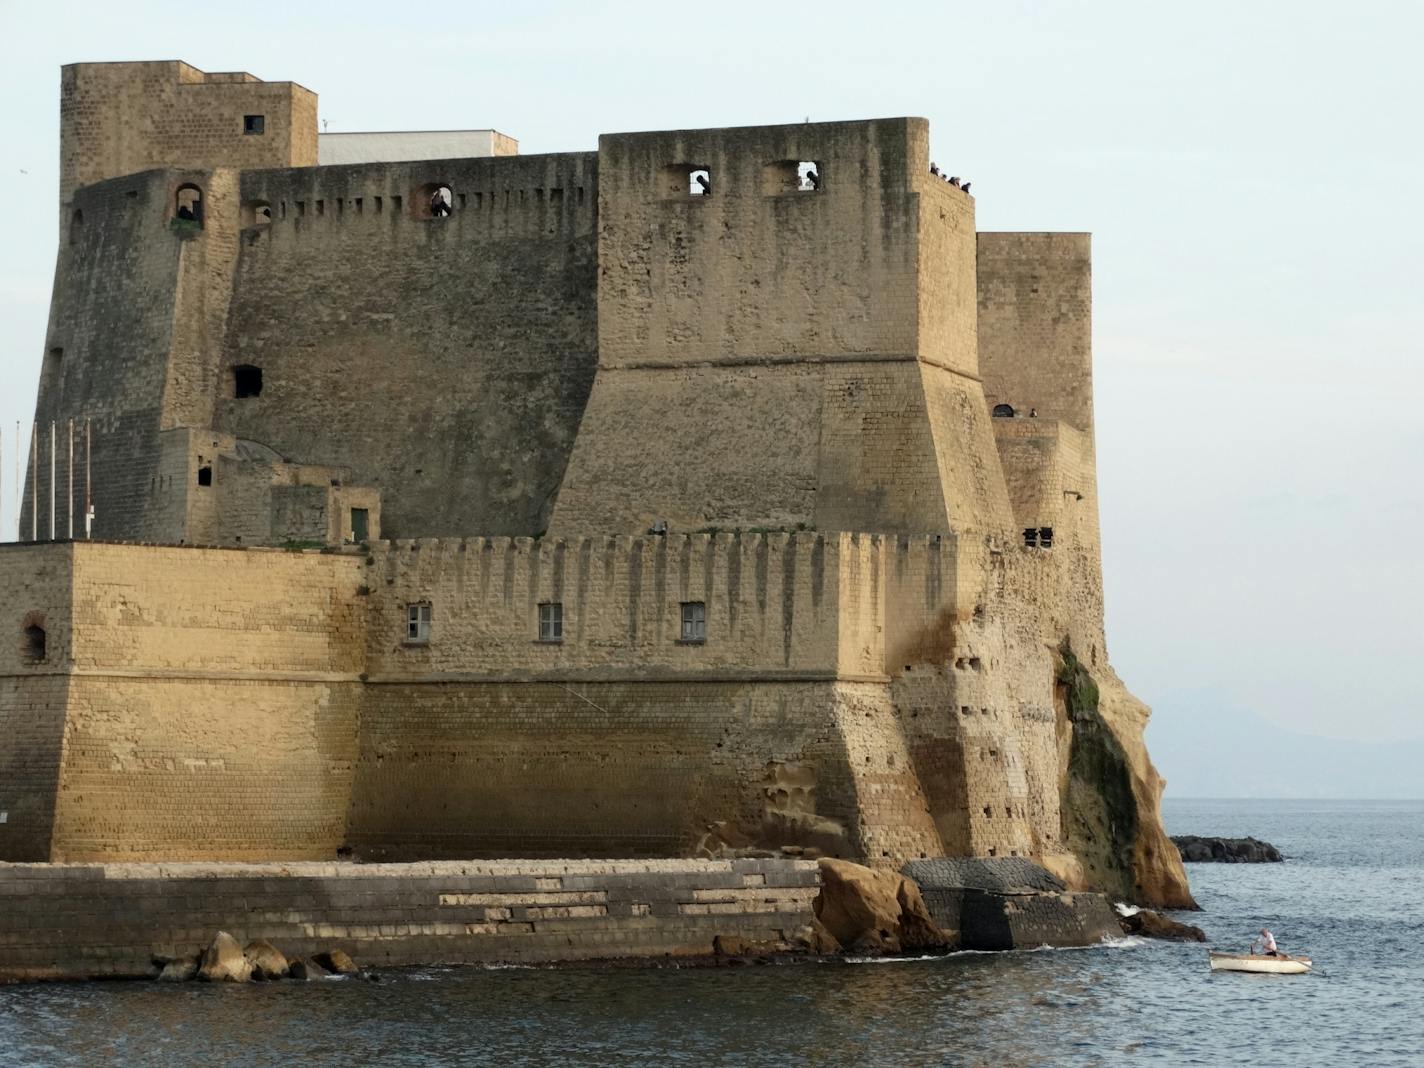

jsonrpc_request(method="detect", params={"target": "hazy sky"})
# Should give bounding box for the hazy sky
[2,1,1419,791]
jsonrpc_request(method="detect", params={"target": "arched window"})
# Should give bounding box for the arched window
[992,403,1016,418]
[417,183,454,219]
[243,199,272,227]
[174,184,204,228]
[22,618,46,663]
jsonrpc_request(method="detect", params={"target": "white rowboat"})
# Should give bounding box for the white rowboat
[1209,951,1312,975]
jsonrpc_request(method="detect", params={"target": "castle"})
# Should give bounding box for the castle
[0,61,1191,907]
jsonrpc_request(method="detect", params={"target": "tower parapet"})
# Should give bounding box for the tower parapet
[59,61,317,222]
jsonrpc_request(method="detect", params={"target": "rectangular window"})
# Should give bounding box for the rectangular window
[681,601,706,643]
[538,602,563,643]
[244,115,266,135]
[350,508,369,543]
[406,602,432,643]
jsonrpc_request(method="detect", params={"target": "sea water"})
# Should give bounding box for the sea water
[2,798,1420,1067]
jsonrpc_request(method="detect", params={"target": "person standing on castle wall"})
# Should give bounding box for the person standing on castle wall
[430,188,451,217]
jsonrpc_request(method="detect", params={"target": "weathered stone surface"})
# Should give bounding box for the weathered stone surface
[910,857,1120,949]
[905,857,1066,894]
[244,939,289,980]
[814,858,953,954]
[1119,909,1208,942]
[1171,836,1283,864]
[198,931,252,983]
[155,955,198,982]
[287,957,329,981]
[312,949,359,976]
[711,934,792,959]
[2,62,1192,927]
[954,890,1121,950]
[791,918,842,955]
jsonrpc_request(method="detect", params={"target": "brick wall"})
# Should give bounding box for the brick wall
[33,544,365,862]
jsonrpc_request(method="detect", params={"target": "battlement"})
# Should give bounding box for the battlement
[235,151,596,239]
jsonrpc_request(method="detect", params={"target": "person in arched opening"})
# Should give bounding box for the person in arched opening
[177,202,196,221]
[430,188,451,217]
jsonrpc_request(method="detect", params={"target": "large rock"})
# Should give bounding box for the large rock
[711,934,792,960]
[813,858,954,954]
[244,939,290,981]
[791,918,842,955]
[312,949,359,976]
[287,957,330,981]
[1171,836,1283,863]
[1119,908,1207,942]
[155,955,198,982]
[198,932,252,983]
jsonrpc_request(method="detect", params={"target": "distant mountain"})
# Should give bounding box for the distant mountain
[1145,689,1424,800]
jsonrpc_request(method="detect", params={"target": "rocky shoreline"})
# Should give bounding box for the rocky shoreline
[1171,836,1284,863]
[0,856,1208,983]
[106,858,1210,984]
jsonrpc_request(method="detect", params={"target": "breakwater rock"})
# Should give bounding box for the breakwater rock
[1118,908,1207,942]
[812,858,955,955]
[1171,836,1283,863]
[905,858,1123,950]
[160,933,367,984]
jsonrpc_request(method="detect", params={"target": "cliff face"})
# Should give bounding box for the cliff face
[1054,647,1194,908]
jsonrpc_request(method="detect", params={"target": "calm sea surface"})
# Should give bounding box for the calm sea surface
[2,798,1421,1067]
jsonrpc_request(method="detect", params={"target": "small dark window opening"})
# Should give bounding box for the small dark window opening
[23,624,46,663]
[197,465,213,487]
[233,365,263,398]
[538,602,564,643]
[244,114,266,135]
[175,184,203,226]
[680,601,706,643]
[1038,527,1054,548]
[993,403,1016,418]
[350,507,370,543]
[70,209,83,244]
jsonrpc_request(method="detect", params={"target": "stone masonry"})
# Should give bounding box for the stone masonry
[1,61,1193,911]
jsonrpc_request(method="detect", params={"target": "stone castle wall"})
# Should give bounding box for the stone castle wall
[5,62,1193,908]
[214,152,599,538]
[1,543,367,863]
[1,537,1083,874]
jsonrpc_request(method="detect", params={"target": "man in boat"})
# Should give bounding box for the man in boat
[1252,928,1282,957]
